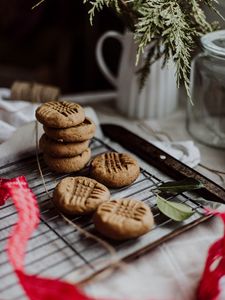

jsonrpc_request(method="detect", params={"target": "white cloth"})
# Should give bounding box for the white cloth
[0,88,39,142]
[0,88,200,168]
[152,141,200,168]
[86,218,223,300]
[0,91,223,300]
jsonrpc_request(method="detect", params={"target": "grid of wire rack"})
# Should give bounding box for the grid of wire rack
[0,137,209,300]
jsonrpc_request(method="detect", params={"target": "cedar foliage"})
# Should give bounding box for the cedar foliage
[84,0,222,96]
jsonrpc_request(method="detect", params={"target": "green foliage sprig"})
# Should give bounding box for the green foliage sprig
[155,178,205,221]
[84,0,223,97]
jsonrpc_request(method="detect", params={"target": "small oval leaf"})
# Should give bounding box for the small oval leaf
[157,178,204,194]
[157,194,194,222]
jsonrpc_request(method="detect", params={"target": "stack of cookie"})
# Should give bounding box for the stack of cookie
[36,101,96,173]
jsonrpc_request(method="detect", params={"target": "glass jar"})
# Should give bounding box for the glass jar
[187,30,225,148]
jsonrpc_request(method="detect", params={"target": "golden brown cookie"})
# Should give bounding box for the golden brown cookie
[36,101,85,128]
[53,176,110,215]
[39,134,89,158]
[90,152,140,188]
[93,198,154,240]
[43,148,91,173]
[43,117,96,142]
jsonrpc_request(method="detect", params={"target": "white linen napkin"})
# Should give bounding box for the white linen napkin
[0,88,200,168]
[152,141,200,168]
[0,88,39,142]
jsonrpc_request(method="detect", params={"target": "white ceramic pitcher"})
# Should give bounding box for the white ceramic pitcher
[96,30,178,119]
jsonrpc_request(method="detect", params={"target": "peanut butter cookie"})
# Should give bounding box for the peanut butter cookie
[93,198,154,240]
[36,101,85,128]
[90,152,140,188]
[43,117,96,142]
[53,176,110,215]
[39,134,89,158]
[43,148,91,173]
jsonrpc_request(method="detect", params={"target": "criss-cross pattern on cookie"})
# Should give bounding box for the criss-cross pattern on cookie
[57,177,109,213]
[45,101,79,116]
[102,152,134,174]
[99,199,148,222]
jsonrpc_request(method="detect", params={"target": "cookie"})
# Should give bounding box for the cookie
[90,152,140,188]
[36,101,85,128]
[53,176,110,215]
[44,117,96,142]
[93,198,154,240]
[39,134,89,158]
[43,148,91,173]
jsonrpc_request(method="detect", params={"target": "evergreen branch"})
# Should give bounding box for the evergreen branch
[84,0,111,25]
[204,0,225,21]
[137,38,163,89]
[86,0,224,98]
[30,0,225,99]
[134,1,194,95]
[188,0,213,34]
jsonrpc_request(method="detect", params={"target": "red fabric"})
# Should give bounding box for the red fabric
[0,178,10,205]
[197,211,225,300]
[16,270,93,300]
[0,176,95,300]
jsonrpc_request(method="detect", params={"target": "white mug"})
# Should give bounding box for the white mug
[96,30,178,119]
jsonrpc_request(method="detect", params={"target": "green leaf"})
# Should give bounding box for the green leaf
[157,194,194,222]
[157,178,204,194]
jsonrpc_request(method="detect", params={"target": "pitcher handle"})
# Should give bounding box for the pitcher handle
[96,31,123,88]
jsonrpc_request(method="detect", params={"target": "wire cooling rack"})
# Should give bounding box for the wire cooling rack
[0,136,211,300]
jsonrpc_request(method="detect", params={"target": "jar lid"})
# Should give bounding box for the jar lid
[201,30,225,57]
